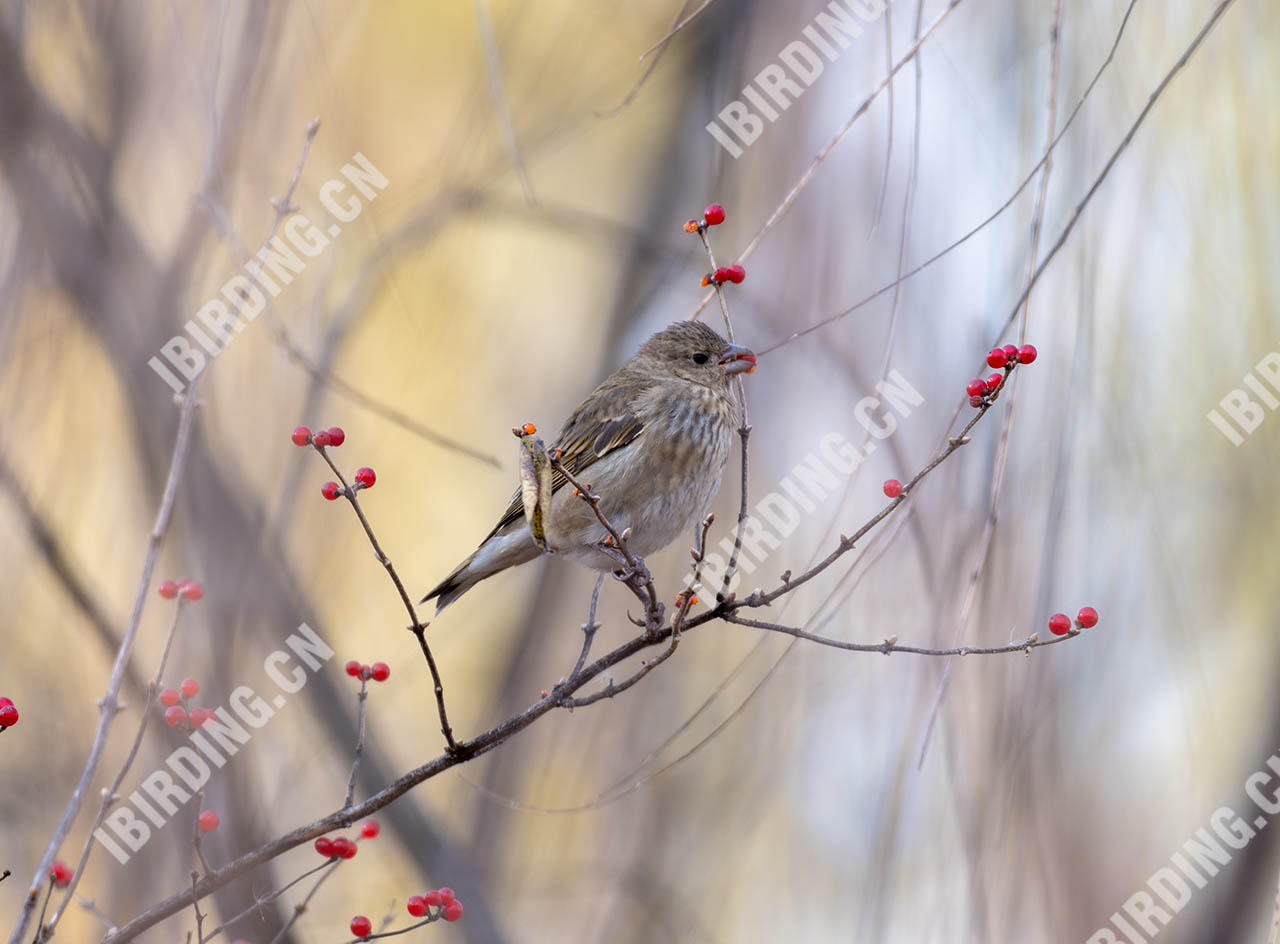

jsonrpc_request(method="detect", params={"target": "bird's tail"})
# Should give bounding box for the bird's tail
[421,528,540,614]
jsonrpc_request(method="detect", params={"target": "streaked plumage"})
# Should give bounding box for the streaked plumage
[422,321,755,613]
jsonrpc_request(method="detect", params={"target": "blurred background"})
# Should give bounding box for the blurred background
[1,0,1277,941]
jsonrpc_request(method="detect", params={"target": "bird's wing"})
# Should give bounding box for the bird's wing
[485,385,645,539]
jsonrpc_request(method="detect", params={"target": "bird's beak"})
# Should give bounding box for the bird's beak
[719,344,757,375]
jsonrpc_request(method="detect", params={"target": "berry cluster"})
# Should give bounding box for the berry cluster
[313,820,379,864]
[160,678,216,730]
[291,425,377,501]
[48,861,73,888]
[348,888,463,939]
[684,203,748,287]
[407,887,464,922]
[965,344,1038,407]
[292,425,345,448]
[0,697,18,730]
[1048,606,1100,637]
[683,202,726,232]
[345,660,391,683]
[157,579,204,601]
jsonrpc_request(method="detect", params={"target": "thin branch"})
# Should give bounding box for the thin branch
[473,0,536,205]
[724,614,1074,657]
[263,859,342,944]
[198,859,336,943]
[758,0,1145,355]
[47,596,192,928]
[917,0,1065,769]
[569,573,605,683]
[314,446,457,750]
[344,678,370,809]
[188,872,205,944]
[690,0,963,324]
[549,455,664,634]
[692,225,751,599]
[13,382,200,944]
[637,0,715,60]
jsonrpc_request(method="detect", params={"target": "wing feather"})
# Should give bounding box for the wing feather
[485,383,646,539]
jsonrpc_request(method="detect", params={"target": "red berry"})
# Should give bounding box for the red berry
[438,887,455,903]
[424,890,443,907]
[969,396,984,407]
[444,901,464,922]
[985,373,1003,392]
[198,810,219,832]
[1077,606,1099,628]
[360,820,380,839]
[345,660,362,677]
[333,837,358,859]
[354,467,376,489]
[1002,344,1019,360]
[327,426,345,446]
[712,267,731,284]
[49,862,73,887]
[158,580,179,599]
[986,348,1007,369]
[965,379,986,398]
[180,581,204,601]
[160,688,180,707]
[407,896,428,917]
[164,706,187,727]
[1048,613,1071,636]
[0,697,11,708]
[189,708,213,728]
[313,430,332,447]
[1018,344,1038,364]
[314,837,334,858]
[350,916,372,939]
[703,204,726,226]
[726,264,746,284]
[291,426,312,447]
[370,663,390,682]
[321,481,341,501]
[180,678,199,697]
[882,479,902,499]
[0,704,17,727]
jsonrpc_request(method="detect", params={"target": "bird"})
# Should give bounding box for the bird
[422,320,757,613]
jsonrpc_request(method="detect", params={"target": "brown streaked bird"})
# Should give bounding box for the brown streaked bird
[422,321,756,613]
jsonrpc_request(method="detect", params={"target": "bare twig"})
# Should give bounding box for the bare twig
[473,0,536,205]
[188,872,205,944]
[758,0,1146,355]
[199,858,336,943]
[263,858,342,944]
[692,226,751,599]
[192,795,214,878]
[314,446,457,751]
[548,455,664,634]
[344,678,370,809]
[14,382,200,944]
[47,596,191,928]
[916,0,1065,769]
[690,0,963,324]
[725,614,1070,657]
[637,0,716,60]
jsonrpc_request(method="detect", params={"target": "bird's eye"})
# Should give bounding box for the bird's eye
[691,352,710,365]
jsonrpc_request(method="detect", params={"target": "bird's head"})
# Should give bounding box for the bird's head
[634,321,757,391]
